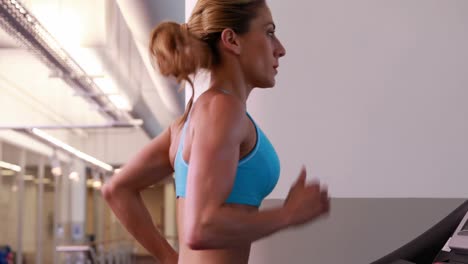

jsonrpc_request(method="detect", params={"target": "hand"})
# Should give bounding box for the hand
[283,166,330,227]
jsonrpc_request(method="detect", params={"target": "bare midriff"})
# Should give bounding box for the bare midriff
[176,198,258,264]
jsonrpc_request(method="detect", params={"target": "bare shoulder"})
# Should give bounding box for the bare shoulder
[167,91,248,166]
[192,91,247,139]
[171,91,247,132]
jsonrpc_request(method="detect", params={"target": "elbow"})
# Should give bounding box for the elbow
[184,216,215,250]
[185,225,208,250]
[101,178,137,205]
[186,234,213,250]
[185,234,205,250]
[101,181,124,203]
[101,182,114,202]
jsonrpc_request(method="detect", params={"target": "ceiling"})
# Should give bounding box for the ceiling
[0,49,107,127]
[0,0,185,141]
[0,23,17,47]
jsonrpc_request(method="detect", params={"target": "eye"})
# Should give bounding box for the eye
[267,30,276,38]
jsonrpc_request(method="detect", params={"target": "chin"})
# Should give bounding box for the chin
[250,73,276,88]
[265,79,276,88]
[256,78,276,88]
[256,83,274,89]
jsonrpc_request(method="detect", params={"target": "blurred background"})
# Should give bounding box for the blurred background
[1,0,467,264]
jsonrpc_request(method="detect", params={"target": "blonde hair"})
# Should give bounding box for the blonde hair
[149,0,266,125]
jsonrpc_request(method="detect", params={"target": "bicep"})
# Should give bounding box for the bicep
[110,126,174,191]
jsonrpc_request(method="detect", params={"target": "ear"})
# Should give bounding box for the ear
[220,28,241,55]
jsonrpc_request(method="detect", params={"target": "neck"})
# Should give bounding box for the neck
[209,61,253,109]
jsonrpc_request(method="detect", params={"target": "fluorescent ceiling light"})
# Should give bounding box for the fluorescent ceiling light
[31,128,113,172]
[51,167,62,176]
[93,77,117,94]
[92,180,102,189]
[31,4,83,54]
[0,160,22,172]
[69,171,79,182]
[68,48,103,76]
[129,119,144,126]
[86,179,94,186]
[94,77,132,111]
[87,179,102,189]
[108,94,132,111]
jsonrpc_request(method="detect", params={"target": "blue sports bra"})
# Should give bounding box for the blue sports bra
[174,112,280,207]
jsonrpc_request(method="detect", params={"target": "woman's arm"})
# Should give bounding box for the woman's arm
[184,95,330,250]
[102,126,178,263]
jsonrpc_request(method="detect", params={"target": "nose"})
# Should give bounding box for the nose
[275,38,286,58]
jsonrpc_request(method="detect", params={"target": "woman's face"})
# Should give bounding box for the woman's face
[238,5,286,88]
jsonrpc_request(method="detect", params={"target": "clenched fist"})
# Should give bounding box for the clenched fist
[283,166,330,227]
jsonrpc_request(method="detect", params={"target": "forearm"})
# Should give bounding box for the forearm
[190,205,290,249]
[103,187,177,262]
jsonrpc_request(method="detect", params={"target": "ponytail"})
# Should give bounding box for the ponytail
[149,21,211,125]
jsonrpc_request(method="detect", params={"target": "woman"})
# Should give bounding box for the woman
[102,1,330,263]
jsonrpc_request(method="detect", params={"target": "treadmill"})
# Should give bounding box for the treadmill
[371,200,468,264]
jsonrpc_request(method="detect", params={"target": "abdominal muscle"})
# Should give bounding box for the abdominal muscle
[176,198,258,264]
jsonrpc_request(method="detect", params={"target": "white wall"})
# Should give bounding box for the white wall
[248,2,468,261]
[249,0,468,198]
[183,0,468,198]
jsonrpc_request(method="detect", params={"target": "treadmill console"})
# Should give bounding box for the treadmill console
[433,211,468,264]
[448,211,468,253]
